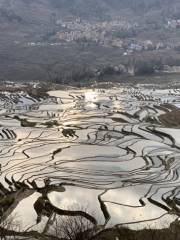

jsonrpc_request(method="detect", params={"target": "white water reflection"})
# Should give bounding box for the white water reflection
[48,186,104,224]
[0,86,180,231]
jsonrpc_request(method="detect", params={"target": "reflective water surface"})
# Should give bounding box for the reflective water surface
[0,85,180,231]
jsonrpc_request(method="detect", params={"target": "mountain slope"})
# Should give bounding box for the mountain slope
[0,0,180,83]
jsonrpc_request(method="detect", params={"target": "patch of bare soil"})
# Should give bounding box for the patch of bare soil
[159,109,180,127]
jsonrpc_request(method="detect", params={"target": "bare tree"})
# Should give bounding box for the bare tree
[50,213,96,240]
[0,214,21,240]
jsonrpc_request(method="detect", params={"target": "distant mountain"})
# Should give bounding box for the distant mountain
[0,0,179,23]
[0,0,180,42]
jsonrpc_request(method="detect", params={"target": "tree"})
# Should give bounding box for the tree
[51,215,95,240]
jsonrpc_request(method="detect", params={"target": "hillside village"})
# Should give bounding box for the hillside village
[2,0,180,83]
[26,17,180,55]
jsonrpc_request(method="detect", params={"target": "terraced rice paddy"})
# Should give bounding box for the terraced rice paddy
[0,84,180,234]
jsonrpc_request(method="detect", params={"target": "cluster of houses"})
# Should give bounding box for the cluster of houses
[25,18,180,55]
[56,18,137,47]
[55,18,169,53]
[167,19,180,29]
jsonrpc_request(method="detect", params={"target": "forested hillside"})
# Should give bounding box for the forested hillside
[0,0,180,83]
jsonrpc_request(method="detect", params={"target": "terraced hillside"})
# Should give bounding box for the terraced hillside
[0,83,179,238]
